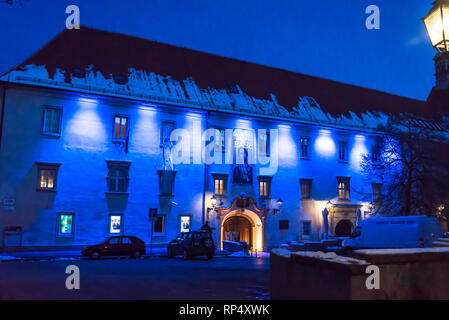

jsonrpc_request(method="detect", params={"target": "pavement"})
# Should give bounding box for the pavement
[0,256,270,299]
[0,247,268,262]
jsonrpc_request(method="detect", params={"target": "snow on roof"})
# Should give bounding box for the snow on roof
[0,26,443,133]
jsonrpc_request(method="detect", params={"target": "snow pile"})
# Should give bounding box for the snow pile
[271,248,291,258]
[292,251,368,265]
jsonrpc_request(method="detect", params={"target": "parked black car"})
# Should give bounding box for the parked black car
[167,231,215,260]
[81,236,146,259]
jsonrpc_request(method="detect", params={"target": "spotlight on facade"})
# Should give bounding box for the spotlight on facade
[326,201,333,210]
[423,0,449,52]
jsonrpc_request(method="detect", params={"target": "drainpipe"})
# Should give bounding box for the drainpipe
[201,111,210,225]
[0,84,6,152]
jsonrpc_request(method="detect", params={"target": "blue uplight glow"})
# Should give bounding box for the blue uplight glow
[314,129,336,158]
[350,135,368,171]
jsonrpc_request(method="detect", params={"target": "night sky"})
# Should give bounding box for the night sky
[0,0,437,101]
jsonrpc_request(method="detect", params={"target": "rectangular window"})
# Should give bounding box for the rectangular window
[259,130,270,157]
[42,107,62,136]
[36,162,60,191]
[337,177,351,200]
[57,213,74,237]
[300,137,311,159]
[180,216,191,233]
[113,115,128,141]
[257,176,272,198]
[372,183,382,202]
[300,179,313,199]
[302,221,312,238]
[215,128,225,153]
[106,161,131,193]
[279,220,289,230]
[161,121,175,145]
[109,215,122,234]
[338,141,348,162]
[212,174,228,196]
[154,216,165,233]
[371,144,381,162]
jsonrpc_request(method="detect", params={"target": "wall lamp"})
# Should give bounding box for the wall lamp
[272,197,284,216]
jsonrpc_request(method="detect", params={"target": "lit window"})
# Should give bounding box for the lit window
[106,161,131,193]
[300,137,311,159]
[180,216,191,233]
[338,141,348,162]
[113,115,128,141]
[259,131,270,156]
[257,176,272,198]
[212,174,228,196]
[109,215,122,234]
[42,107,62,136]
[215,128,225,152]
[57,213,74,236]
[302,221,312,238]
[154,216,165,233]
[36,162,60,191]
[337,177,351,200]
[300,179,312,199]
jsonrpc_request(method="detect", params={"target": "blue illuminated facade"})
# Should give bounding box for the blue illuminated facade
[0,27,423,251]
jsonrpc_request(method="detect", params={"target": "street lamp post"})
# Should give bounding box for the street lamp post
[423,0,449,90]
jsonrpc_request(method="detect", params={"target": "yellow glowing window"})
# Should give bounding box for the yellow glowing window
[214,179,225,195]
[259,181,268,197]
[337,178,350,200]
[38,168,58,190]
[113,116,128,140]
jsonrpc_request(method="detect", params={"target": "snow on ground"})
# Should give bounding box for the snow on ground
[0,255,21,261]
[292,251,368,265]
[356,247,449,255]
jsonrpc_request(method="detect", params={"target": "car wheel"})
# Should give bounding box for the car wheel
[90,251,100,260]
[206,253,213,260]
[183,249,190,260]
[132,250,142,259]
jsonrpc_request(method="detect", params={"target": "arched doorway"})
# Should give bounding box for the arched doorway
[334,219,353,237]
[223,216,252,248]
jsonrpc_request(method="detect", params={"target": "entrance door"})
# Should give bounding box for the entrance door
[223,216,252,249]
[334,219,353,237]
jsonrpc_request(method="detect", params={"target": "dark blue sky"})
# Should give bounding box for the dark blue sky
[0,0,437,101]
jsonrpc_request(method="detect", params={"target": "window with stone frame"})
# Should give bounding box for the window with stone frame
[112,115,129,142]
[300,137,311,159]
[257,176,272,198]
[106,161,131,193]
[337,176,351,200]
[338,141,348,162]
[300,179,313,199]
[259,130,270,157]
[36,162,61,191]
[42,106,62,136]
[212,173,228,196]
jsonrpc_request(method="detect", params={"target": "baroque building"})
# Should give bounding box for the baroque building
[0,27,444,251]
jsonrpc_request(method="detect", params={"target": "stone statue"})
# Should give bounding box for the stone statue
[161,137,174,171]
[233,148,253,184]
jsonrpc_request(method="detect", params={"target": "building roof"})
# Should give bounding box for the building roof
[2,26,436,120]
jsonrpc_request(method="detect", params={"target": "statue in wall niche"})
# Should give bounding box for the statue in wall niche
[233,148,253,184]
[161,136,174,171]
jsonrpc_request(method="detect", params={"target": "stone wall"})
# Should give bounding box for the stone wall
[271,248,449,300]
